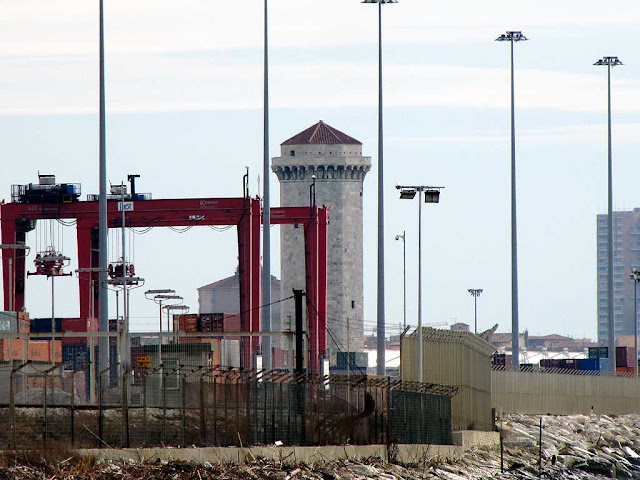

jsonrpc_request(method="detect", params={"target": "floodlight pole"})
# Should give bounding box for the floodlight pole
[496,31,528,369]
[262,0,272,372]
[396,185,443,383]
[631,269,639,377]
[468,289,483,334]
[98,0,109,377]
[594,56,623,372]
[363,0,397,377]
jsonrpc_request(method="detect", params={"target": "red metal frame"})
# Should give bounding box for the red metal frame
[1,196,328,372]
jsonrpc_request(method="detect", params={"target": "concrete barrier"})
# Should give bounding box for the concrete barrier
[78,443,469,466]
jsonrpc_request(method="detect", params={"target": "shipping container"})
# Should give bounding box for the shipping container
[578,358,600,371]
[336,351,368,370]
[198,313,221,333]
[588,346,608,359]
[0,339,62,362]
[616,346,634,368]
[492,353,506,367]
[30,317,62,333]
[62,344,90,370]
[223,314,242,333]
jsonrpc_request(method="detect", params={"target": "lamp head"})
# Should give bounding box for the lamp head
[399,188,417,200]
[594,56,623,67]
[495,31,528,42]
[424,189,440,203]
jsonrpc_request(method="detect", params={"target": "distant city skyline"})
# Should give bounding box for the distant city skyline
[1,1,640,340]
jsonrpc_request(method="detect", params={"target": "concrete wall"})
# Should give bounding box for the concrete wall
[492,370,640,415]
[402,328,495,432]
[79,443,465,466]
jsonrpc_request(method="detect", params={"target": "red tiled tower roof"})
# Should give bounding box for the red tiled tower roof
[282,120,362,146]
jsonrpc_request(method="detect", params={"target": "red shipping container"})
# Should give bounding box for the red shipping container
[224,314,242,333]
[616,346,633,368]
[0,339,62,362]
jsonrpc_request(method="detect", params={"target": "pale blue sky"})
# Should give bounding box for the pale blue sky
[1,0,640,339]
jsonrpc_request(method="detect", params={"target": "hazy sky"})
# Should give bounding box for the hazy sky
[1,0,640,339]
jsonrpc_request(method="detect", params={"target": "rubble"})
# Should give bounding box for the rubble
[2,414,640,478]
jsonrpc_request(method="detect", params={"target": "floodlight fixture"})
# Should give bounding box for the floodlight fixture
[362,0,398,3]
[594,56,623,67]
[145,289,175,295]
[154,295,182,301]
[495,31,528,42]
[398,188,417,200]
[424,189,440,204]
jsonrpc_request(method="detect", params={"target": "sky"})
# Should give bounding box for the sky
[1,0,640,340]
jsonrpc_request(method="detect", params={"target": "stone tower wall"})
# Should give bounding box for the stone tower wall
[273,143,371,363]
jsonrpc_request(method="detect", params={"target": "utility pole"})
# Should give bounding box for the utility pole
[293,289,304,375]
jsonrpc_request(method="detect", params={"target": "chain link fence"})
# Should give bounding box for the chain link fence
[0,331,457,449]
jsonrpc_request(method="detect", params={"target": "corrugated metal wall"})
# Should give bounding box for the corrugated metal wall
[401,328,494,432]
[492,369,640,415]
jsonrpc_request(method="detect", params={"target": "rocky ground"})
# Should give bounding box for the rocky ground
[2,414,640,479]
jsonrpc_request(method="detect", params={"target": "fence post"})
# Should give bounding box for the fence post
[539,417,543,478]
[162,371,167,444]
[98,372,103,448]
[143,371,147,446]
[43,371,48,448]
[199,375,205,446]
[122,367,130,448]
[181,374,186,446]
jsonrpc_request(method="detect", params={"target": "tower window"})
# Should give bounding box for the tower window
[351,300,355,309]
[290,150,295,157]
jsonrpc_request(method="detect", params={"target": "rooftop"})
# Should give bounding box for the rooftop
[282,120,362,146]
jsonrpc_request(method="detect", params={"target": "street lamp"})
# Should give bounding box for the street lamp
[630,268,639,377]
[144,289,178,378]
[164,304,190,343]
[395,232,406,331]
[495,30,528,369]
[262,0,272,373]
[595,56,623,373]
[396,184,444,383]
[363,0,398,377]
[468,289,483,334]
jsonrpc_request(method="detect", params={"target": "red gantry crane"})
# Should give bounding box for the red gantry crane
[1,174,328,372]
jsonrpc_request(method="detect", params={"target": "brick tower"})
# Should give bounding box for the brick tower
[272,121,371,367]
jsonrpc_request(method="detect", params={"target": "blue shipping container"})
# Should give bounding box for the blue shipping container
[30,318,62,333]
[599,358,610,372]
[578,358,600,371]
[62,345,90,371]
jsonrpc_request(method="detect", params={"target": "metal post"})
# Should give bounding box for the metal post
[262,0,272,373]
[98,0,109,378]
[538,417,543,478]
[607,62,615,372]
[474,294,478,334]
[51,276,55,364]
[417,190,423,383]
[510,36,520,369]
[402,232,406,330]
[635,275,638,377]
[294,289,304,374]
[375,0,386,377]
[121,186,129,377]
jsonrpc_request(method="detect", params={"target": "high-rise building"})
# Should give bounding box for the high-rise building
[272,121,371,365]
[596,209,640,344]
